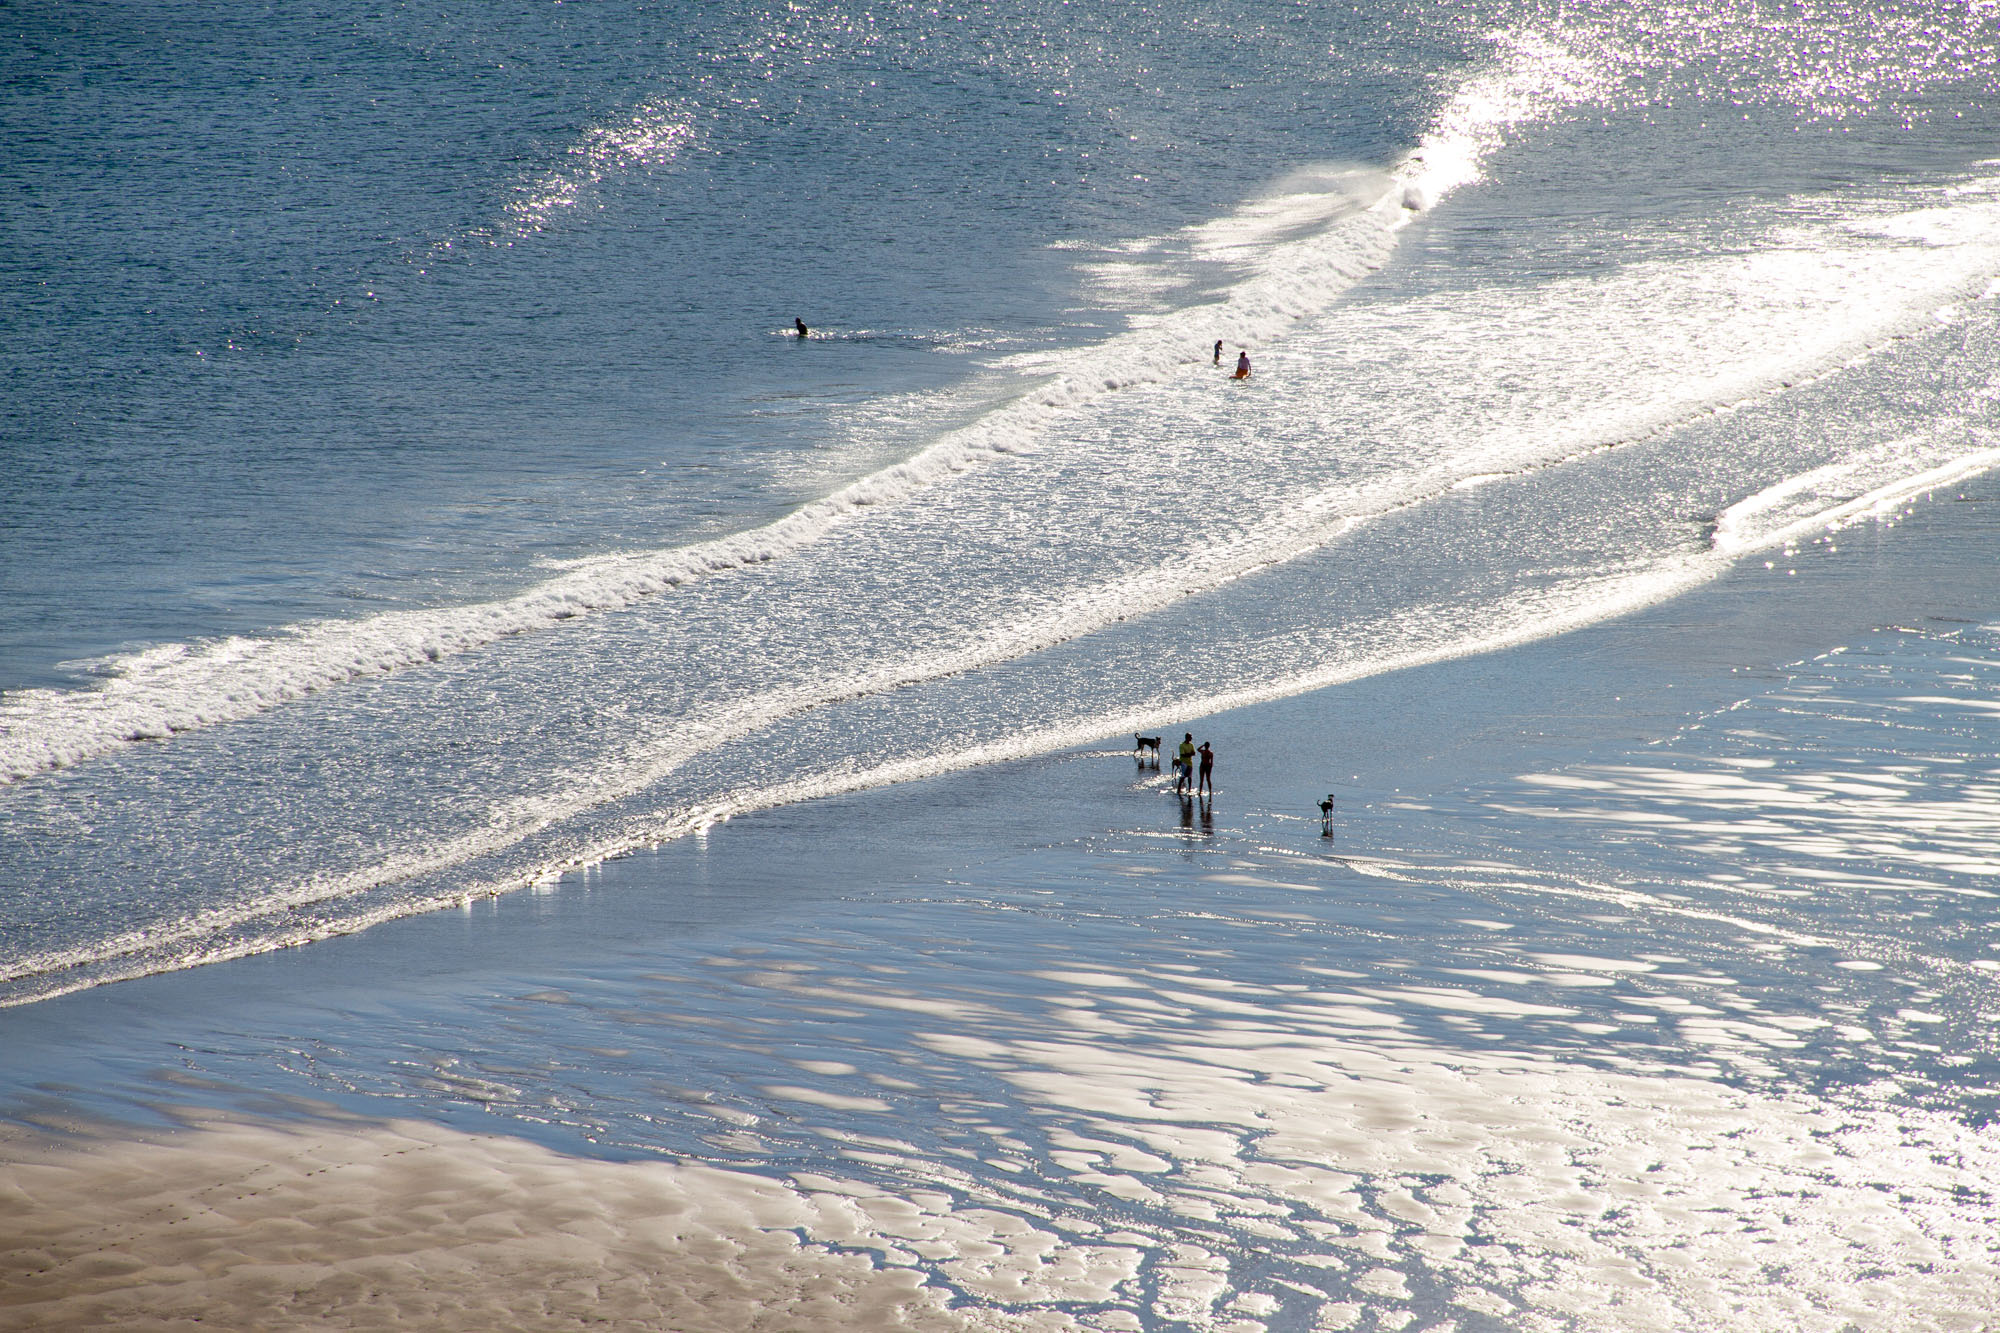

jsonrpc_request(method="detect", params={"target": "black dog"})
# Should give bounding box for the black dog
[1134,734,1162,761]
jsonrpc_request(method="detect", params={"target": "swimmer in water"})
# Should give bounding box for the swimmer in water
[795,317,809,339]
[1234,349,1251,379]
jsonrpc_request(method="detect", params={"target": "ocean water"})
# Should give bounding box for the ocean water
[6,0,1999,1002]
[4,0,2000,1327]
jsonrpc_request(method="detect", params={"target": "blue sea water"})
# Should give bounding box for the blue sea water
[6,0,1999,999]
[0,0,1444,686]
[4,1,2000,1326]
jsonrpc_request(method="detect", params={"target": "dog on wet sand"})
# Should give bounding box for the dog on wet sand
[1134,734,1162,761]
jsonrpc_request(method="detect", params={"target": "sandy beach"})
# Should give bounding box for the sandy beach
[0,1116,1046,1331]
[5,478,1999,1331]
[9,1053,1996,1331]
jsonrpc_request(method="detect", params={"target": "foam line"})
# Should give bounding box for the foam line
[1712,448,2000,556]
[555,445,2000,870]
[0,436,1630,999]
[11,435,1998,1007]
[11,259,2000,996]
[0,559,1700,1006]
[9,389,1998,1004]
[0,535,1732,1007]
[0,32,1607,788]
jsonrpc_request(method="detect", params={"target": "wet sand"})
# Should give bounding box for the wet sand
[4,481,1999,1331]
[0,1117,1045,1332]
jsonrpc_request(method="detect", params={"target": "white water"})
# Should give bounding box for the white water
[5,25,2000,1010]
[0,32,1601,787]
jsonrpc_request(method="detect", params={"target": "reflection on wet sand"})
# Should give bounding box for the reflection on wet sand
[5,627,1997,1331]
[10,943,1993,1331]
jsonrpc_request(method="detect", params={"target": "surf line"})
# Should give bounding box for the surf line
[0,30,1617,790]
[598,448,2000,864]
[0,187,1428,782]
[19,403,1991,996]
[13,278,1991,1001]
[21,437,1985,1011]
[0,193,1400,789]
[0,557,1761,1008]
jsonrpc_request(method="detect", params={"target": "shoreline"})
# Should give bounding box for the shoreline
[3,475,1998,1331]
[5,477,1998,1110]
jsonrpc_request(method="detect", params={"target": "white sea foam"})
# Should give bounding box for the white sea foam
[59,98,2000,840]
[1711,447,2000,555]
[8,351,1999,1006]
[0,34,1609,788]
[12,31,2000,1008]
[0,540,1763,1006]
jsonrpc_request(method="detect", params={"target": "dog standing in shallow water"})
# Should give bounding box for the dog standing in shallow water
[1134,734,1162,763]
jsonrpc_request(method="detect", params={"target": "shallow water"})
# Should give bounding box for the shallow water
[5,483,1997,1329]
[7,0,2000,1004]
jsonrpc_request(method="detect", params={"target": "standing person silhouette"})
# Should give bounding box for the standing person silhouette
[1174,733,1196,795]
[1196,741,1214,796]
[1213,339,1223,365]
